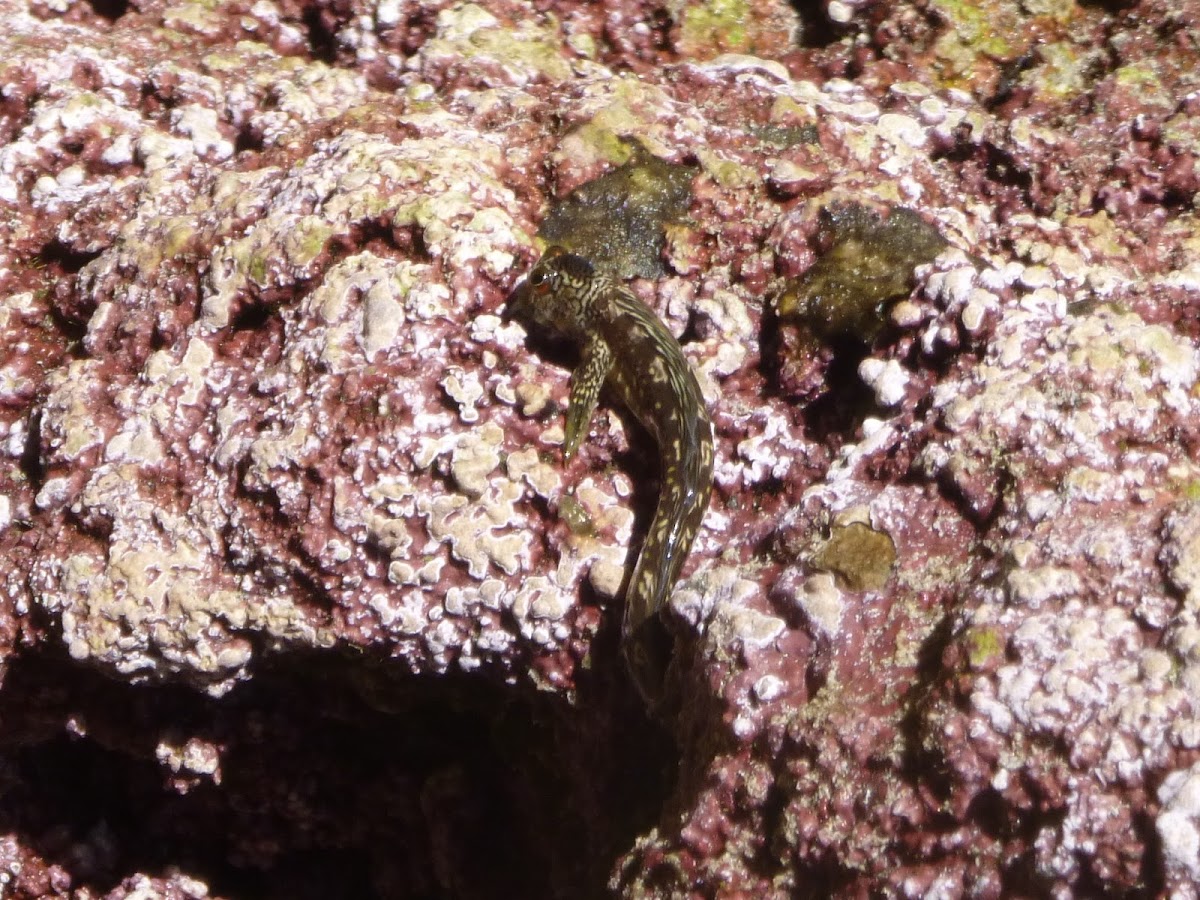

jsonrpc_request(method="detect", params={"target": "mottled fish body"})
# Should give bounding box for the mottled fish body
[509,247,714,705]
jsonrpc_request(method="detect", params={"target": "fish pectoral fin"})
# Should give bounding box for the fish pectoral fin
[564,336,612,458]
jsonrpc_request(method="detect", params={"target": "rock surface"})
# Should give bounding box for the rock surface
[2,0,1200,897]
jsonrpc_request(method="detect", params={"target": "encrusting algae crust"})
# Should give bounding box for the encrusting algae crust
[3,0,1200,896]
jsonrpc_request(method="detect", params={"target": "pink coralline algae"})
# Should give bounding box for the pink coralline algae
[2,0,1200,897]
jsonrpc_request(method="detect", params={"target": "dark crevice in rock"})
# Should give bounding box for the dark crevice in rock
[18,406,45,492]
[0,649,674,899]
[385,219,431,262]
[36,251,99,345]
[234,123,265,157]
[754,293,788,393]
[788,861,859,899]
[796,337,876,444]
[752,775,789,876]
[86,0,129,22]
[982,145,1034,200]
[35,239,102,278]
[985,49,1040,110]
[327,217,429,266]
[301,4,341,64]
[803,649,828,698]
[896,619,968,783]
[1077,0,1138,12]
[912,605,960,688]
[228,299,276,334]
[790,0,842,48]
[1135,806,1167,898]
[218,305,285,367]
[936,462,1011,531]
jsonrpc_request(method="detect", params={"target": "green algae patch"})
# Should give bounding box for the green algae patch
[930,0,1023,82]
[203,41,286,74]
[928,0,1047,90]
[538,145,696,279]
[423,3,573,85]
[162,0,227,38]
[1112,62,1162,91]
[284,217,336,268]
[696,149,758,190]
[558,495,595,537]
[811,522,897,592]
[777,204,948,343]
[963,625,1006,670]
[162,219,199,259]
[1033,42,1089,101]
[676,0,750,56]
[927,0,1089,95]
[562,122,636,169]
[463,23,572,83]
[669,0,797,60]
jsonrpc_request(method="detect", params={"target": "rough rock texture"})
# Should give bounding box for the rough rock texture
[2,0,1200,897]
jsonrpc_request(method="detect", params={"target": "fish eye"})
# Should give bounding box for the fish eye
[528,267,556,292]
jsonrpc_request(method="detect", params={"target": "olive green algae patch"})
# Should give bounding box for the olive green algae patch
[963,624,1007,670]
[777,204,949,343]
[676,0,752,56]
[538,146,696,279]
[669,0,800,61]
[558,494,596,537]
[811,522,898,592]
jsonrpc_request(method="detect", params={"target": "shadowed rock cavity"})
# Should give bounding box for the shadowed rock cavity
[0,651,675,900]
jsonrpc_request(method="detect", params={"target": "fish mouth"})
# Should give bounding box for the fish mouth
[502,276,534,323]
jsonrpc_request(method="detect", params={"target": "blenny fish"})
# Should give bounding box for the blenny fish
[508,246,714,706]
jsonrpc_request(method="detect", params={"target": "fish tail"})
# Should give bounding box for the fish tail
[621,421,714,704]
